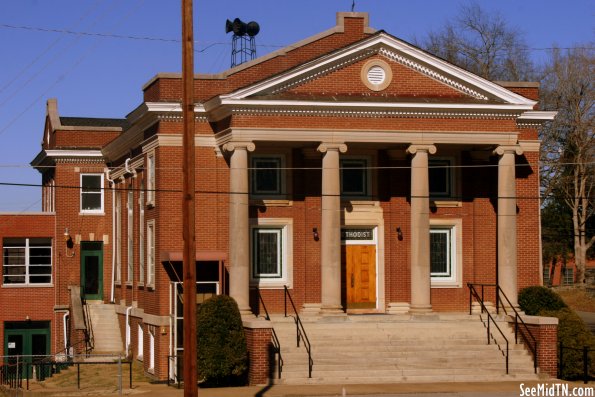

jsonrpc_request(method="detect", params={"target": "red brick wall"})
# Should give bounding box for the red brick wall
[0,214,56,355]
[520,320,558,377]
[244,326,273,385]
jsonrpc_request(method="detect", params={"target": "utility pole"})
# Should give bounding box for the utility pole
[181,0,197,396]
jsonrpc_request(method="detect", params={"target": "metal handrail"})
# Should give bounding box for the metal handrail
[255,288,283,379]
[283,286,313,378]
[80,295,94,353]
[496,286,538,373]
[468,283,509,374]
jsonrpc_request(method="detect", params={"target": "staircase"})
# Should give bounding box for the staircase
[85,303,124,355]
[270,313,542,384]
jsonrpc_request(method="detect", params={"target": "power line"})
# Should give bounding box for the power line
[2,23,592,54]
[0,181,593,201]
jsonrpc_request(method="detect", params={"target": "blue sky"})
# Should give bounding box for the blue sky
[0,0,593,211]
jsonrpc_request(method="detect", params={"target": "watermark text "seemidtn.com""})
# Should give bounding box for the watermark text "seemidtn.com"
[520,383,594,397]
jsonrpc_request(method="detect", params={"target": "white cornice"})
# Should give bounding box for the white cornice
[218,98,533,113]
[215,127,519,147]
[518,111,557,121]
[31,149,105,169]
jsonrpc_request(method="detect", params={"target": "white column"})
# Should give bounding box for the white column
[494,145,523,308]
[318,143,347,315]
[407,144,436,313]
[223,141,255,316]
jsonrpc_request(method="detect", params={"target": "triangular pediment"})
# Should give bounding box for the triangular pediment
[213,33,536,109]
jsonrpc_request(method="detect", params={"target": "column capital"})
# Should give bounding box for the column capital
[406,144,437,155]
[222,141,255,153]
[317,142,348,154]
[493,145,523,156]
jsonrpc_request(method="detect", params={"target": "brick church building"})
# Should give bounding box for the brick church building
[1,12,556,383]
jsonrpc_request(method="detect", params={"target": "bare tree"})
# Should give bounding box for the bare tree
[419,3,534,81]
[540,46,595,284]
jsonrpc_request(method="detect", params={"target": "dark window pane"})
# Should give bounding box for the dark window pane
[82,193,102,210]
[341,159,367,196]
[429,160,451,197]
[82,175,101,191]
[29,275,51,283]
[252,158,281,194]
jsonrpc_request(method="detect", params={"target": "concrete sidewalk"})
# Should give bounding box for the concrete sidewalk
[108,380,558,397]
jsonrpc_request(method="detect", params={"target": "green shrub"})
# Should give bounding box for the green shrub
[518,286,567,315]
[197,295,248,387]
[539,308,595,380]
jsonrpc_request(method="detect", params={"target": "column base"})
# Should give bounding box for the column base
[238,307,255,319]
[409,304,432,314]
[387,302,410,314]
[320,305,346,316]
[301,303,322,317]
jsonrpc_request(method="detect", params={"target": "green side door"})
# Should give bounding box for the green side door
[81,242,103,301]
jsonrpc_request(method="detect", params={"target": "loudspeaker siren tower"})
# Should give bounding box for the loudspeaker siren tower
[225,18,260,67]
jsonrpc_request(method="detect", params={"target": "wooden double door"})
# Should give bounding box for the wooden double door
[342,245,377,310]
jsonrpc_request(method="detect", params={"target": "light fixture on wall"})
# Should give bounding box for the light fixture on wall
[64,228,75,257]
[312,227,319,241]
[396,227,403,241]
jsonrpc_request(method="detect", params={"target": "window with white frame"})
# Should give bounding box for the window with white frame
[429,219,462,287]
[137,323,144,361]
[147,220,155,286]
[250,155,284,197]
[3,238,52,285]
[127,188,134,283]
[139,188,145,284]
[146,154,155,205]
[429,158,454,198]
[115,192,122,283]
[148,326,155,372]
[250,219,292,287]
[80,174,104,213]
[340,157,370,197]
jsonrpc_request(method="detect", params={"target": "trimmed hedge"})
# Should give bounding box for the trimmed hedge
[518,286,567,315]
[197,295,248,387]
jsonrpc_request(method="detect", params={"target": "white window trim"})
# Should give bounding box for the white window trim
[148,326,155,373]
[137,323,144,361]
[2,238,53,286]
[250,154,286,198]
[138,189,145,286]
[429,156,456,199]
[80,174,104,214]
[127,189,134,284]
[430,218,463,288]
[249,218,293,289]
[146,153,156,206]
[147,220,155,288]
[115,192,122,283]
[340,156,372,198]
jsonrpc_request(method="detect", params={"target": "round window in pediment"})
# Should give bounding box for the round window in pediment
[361,59,392,91]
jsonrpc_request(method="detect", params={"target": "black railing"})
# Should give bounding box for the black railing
[81,295,95,354]
[255,288,283,379]
[468,283,509,374]
[0,359,23,389]
[496,285,538,374]
[284,286,313,378]
[559,343,594,384]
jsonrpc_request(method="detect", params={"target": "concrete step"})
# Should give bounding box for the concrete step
[267,313,539,384]
[277,373,540,385]
[86,303,123,354]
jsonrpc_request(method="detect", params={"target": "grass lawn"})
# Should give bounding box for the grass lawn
[556,287,595,313]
